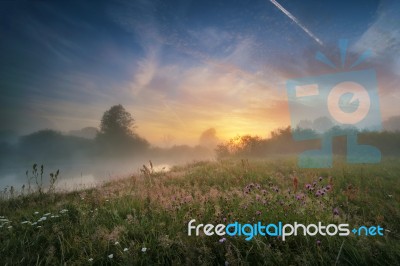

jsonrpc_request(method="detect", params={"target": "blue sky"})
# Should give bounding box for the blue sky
[0,0,399,145]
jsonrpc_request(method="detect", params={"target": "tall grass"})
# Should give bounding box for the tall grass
[0,157,399,265]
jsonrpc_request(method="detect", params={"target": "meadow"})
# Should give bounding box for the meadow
[0,157,399,265]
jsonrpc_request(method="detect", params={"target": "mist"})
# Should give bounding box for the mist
[0,105,215,191]
[2,104,400,192]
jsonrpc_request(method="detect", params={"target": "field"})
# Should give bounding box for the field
[1,157,399,265]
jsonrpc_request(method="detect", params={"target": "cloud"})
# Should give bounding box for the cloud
[129,50,158,95]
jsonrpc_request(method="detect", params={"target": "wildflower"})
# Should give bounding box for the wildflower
[141,247,147,253]
[305,184,312,190]
[31,222,37,226]
[316,240,321,246]
[21,221,30,224]
[123,248,129,252]
[37,226,42,228]
[256,210,261,216]
[295,194,302,200]
[34,211,39,215]
[8,226,12,229]
[44,213,51,216]
[388,194,393,198]
[333,207,339,216]
[325,184,332,191]
[114,241,119,245]
[108,254,113,259]
[319,176,323,181]
[88,258,93,262]
[219,238,227,243]
[312,181,317,187]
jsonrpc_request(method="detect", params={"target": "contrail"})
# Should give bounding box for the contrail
[269,0,323,46]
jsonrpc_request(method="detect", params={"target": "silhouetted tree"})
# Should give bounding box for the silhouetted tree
[99,104,135,138]
[19,129,92,161]
[96,105,149,155]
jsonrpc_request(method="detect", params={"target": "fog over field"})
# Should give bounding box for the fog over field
[1,105,399,191]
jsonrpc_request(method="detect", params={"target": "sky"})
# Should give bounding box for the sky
[0,0,399,146]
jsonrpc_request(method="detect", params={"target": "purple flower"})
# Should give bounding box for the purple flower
[295,194,302,200]
[316,240,321,246]
[333,207,339,216]
[313,181,317,187]
[219,238,227,243]
[315,190,321,197]
[319,176,323,181]
[305,184,312,190]
[326,184,332,191]
[256,210,261,216]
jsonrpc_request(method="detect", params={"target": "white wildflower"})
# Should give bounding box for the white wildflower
[108,254,113,259]
[123,248,129,252]
[141,247,147,253]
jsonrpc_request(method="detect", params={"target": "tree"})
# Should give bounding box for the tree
[96,105,149,155]
[99,104,135,138]
[199,128,219,149]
